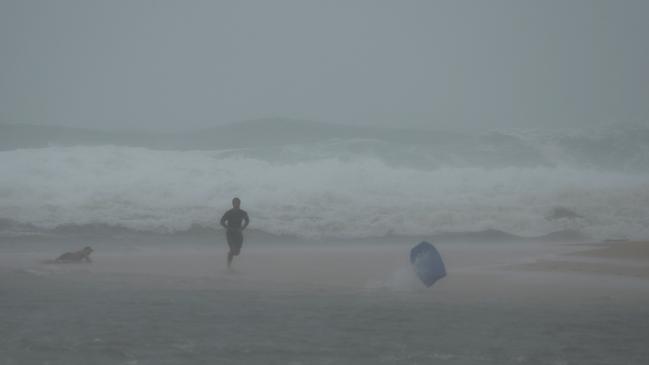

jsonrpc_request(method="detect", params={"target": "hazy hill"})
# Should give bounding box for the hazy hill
[2,120,648,171]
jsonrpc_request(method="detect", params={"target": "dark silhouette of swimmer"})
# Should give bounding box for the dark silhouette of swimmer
[220,197,249,268]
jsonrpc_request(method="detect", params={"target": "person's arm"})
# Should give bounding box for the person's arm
[241,212,249,230]
[220,212,229,229]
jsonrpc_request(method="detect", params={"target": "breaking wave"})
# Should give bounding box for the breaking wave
[1,143,648,240]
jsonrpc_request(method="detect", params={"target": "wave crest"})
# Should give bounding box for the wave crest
[2,146,648,240]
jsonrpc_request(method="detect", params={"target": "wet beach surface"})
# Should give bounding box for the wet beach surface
[2,240,649,365]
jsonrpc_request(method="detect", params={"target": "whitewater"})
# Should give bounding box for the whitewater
[1,140,648,240]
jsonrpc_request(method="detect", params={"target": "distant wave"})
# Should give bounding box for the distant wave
[2,145,648,240]
[2,121,649,171]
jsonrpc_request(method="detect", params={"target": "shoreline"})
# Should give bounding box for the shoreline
[2,238,648,305]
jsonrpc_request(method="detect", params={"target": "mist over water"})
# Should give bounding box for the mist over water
[2,122,648,240]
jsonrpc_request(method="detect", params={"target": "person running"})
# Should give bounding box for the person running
[220,197,249,268]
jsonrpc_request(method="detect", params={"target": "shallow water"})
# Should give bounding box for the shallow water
[2,243,649,365]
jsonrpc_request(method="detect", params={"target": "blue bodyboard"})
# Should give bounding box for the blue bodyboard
[410,241,446,287]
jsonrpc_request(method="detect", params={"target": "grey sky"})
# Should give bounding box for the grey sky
[1,0,647,131]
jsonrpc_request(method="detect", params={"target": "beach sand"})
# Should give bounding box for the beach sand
[512,240,649,279]
[2,239,649,364]
[5,239,646,301]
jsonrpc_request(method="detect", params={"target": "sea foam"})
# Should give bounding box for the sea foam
[1,145,648,239]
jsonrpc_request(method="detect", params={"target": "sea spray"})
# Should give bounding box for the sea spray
[1,143,648,240]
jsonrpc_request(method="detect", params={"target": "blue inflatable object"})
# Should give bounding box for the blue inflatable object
[410,241,446,287]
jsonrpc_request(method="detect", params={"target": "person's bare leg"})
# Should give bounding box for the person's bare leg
[227,251,234,268]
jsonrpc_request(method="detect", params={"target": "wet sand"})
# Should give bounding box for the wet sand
[513,240,649,279]
[2,239,649,364]
[3,239,649,304]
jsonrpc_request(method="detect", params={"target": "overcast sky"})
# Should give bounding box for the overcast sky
[1,0,647,131]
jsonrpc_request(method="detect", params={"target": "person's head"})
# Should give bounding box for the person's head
[232,197,241,208]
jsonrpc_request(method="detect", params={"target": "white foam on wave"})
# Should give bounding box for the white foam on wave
[2,146,648,239]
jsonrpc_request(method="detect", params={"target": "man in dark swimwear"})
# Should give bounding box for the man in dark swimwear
[220,197,250,268]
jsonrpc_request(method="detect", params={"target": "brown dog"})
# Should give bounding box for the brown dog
[55,246,94,263]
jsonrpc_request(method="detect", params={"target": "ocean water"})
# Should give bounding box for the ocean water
[1,126,649,240]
